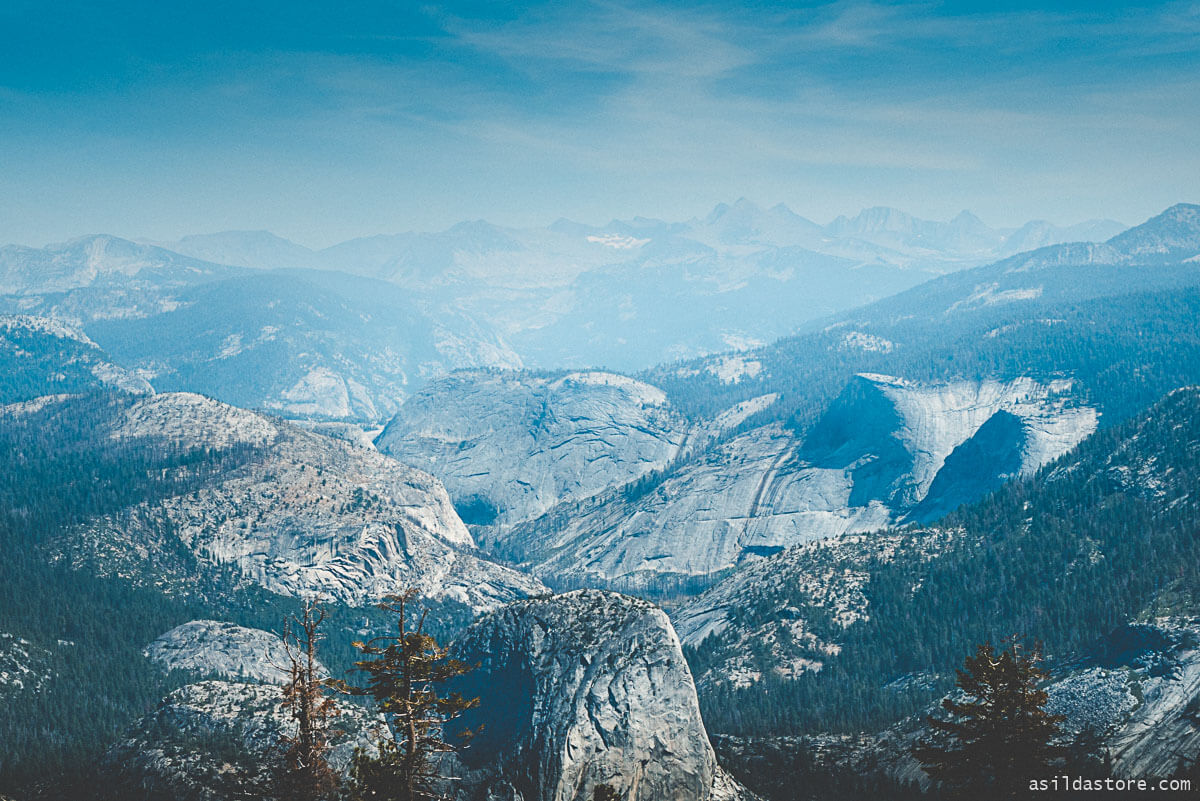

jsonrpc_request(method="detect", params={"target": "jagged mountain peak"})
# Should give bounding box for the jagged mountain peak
[705,201,732,224]
[990,202,1199,273]
[829,206,916,234]
[444,218,523,252]
[704,197,764,223]
[949,209,988,231]
[174,229,299,247]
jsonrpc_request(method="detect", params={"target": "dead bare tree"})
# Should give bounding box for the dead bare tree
[277,597,341,801]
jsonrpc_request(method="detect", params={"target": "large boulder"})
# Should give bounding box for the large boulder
[446,589,754,801]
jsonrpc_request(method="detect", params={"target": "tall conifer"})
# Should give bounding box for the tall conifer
[914,638,1065,800]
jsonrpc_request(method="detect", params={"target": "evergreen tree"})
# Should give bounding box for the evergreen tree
[592,783,621,801]
[914,638,1065,800]
[333,589,479,801]
[278,598,340,801]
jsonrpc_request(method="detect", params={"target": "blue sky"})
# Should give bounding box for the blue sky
[1,0,1197,247]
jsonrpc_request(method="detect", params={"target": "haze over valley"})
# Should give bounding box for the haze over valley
[4,1,1200,799]
[5,199,1200,800]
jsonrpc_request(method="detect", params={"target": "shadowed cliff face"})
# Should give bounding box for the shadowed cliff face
[490,372,1096,594]
[907,408,1027,522]
[445,590,753,801]
[797,374,912,508]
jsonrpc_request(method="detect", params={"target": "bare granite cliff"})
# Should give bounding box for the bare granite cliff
[376,370,690,534]
[445,590,755,801]
[502,373,1095,592]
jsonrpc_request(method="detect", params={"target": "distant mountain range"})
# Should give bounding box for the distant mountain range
[154,201,1125,370]
[0,202,1129,419]
[157,201,1125,277]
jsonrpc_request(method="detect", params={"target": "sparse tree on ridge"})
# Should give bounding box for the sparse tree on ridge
[332,588,480,801]
[914,637,1065,800]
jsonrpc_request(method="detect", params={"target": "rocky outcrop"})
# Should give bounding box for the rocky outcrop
[503,374,1095,592]
[376,370,690,533]
[1048,618,1200,778]
[29,392,545,611]
[112,592,752,801]
[145,621,302,685]
[672,529,960,688]
[103,680,385,801]
[445,590,754,801]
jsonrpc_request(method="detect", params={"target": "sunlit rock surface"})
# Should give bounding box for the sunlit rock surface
[377,370,690,532]
[145,620,301,685]
[446,590,756,801]
[26,392,545,611]
[502,374,1095,591]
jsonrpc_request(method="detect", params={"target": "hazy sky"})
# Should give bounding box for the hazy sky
[1,0,1198,247]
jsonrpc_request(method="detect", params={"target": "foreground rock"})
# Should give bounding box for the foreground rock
[103,680,384,801]
[110,592,752,801]
[1047,618,1200,778]
[446,590,754,801]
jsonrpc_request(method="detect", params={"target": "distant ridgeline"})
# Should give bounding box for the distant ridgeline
[645,204,1200,433]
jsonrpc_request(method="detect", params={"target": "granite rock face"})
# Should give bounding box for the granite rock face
[145,620,305,685]
[1048,619,1200,778]
[376,370,690,533]
[27,392,544,611]
[503,374,1095,592]
[446,590,754,801]
[104,679,385,801]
